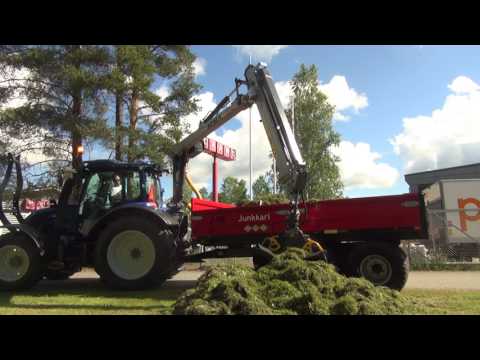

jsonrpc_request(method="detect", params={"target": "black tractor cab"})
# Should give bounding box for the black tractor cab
[53,159,169,236]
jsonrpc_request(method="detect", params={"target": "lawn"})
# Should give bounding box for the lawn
[1,279,480,315]
[0,278,187,315]
[403,289,480,315]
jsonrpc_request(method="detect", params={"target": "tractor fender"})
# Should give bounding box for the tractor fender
[1,223,45,256]
[82,204,181,240]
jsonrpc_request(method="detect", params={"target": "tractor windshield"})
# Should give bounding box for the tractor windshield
[145,172,163,209]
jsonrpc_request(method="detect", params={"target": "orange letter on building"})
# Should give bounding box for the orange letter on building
[458,197,480,231]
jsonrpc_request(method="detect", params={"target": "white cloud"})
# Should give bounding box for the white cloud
[232,45,288,63]
[155,85,170,100]
[0,127,66,165]
[183,91,217,130]
[331,141,399,190]
[273,77,368,122]
[0,67,30,110]
[0,67,54,164]
[274,81,294,108]
[447,75,480,94]
[319,75,368,120]
[391,75,480,173]
[193,57,206,77]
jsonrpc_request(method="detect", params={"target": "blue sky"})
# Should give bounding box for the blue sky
[156,45,480,200]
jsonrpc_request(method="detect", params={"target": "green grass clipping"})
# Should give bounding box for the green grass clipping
[173,248,411,315]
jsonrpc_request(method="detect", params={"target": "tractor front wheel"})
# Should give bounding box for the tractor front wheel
[94,217,176,290]
[0,233,43,291]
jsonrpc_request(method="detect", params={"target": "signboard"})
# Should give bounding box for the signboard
[202,138,236,161]
[427,179,480,243]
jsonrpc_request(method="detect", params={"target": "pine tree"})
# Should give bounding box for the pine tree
[0,45,111,169]
[106,46,201,165]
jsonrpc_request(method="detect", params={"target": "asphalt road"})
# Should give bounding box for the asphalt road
[62,269,480,291]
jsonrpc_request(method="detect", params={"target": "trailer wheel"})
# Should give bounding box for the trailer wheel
[94,216,176,290]
[347,243,409,291]
[0,233,43,291]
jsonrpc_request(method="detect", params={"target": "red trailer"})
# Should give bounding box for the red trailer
[190,192,426,290]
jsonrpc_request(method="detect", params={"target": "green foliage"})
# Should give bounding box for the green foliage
[252,175,271,200]
[104,45,201,165]
[173,248,410,315]
[0,45,111,166]
[219,176,248,205]
[282,64,344,200]
[199,187,209,199]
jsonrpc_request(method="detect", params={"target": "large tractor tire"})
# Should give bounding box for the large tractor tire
[94,217,176,290]
[347,243,409,291]
[0,232,43,291]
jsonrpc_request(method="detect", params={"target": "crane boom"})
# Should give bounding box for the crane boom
[169,63,307,208]
[244,64,307,196]
[168,63,312,249]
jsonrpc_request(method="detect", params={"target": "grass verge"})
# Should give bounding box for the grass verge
[0,278,188,315]
[403,288,480,315]
[411,263,480,271]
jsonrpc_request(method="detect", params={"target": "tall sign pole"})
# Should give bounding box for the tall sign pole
[249,55,253,200]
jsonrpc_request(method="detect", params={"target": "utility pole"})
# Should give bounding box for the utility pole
[249,55,253,200]
[273,153,277,194]
[291,93,295,137]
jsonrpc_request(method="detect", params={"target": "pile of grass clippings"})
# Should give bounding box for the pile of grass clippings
[173,248,411,315]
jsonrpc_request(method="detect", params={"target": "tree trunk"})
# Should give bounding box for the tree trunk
[114,47,124,161]
[127,91,139,162]
[72,93,82,169]
[115,92,123,161]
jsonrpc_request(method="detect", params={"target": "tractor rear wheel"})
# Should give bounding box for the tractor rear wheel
[0,233,43,291]
[94,217,176,290]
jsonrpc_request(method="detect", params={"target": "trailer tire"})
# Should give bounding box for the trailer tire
[94,216,176,290]
[347,243,409,291]
[0,233,43,291]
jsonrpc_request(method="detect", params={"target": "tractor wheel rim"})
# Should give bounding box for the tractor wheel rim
[107,230,156,281]
[0,245,31,282]
[359,254,392,286]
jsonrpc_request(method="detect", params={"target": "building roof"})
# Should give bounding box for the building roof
[405,162,480,189]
